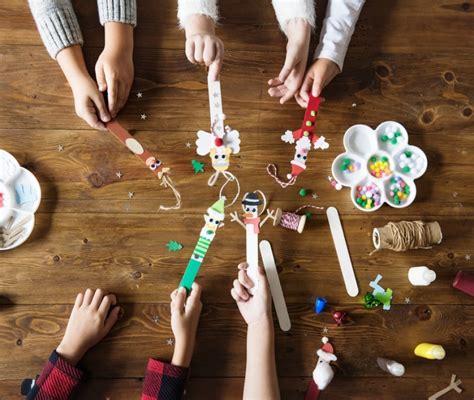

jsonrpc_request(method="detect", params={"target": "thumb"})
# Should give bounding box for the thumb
[312,77,324,97]
[92,92,111,123]
[208,59,222,82]
[104,306,120,332]
[278,49,297,82]
[95,64,107,92]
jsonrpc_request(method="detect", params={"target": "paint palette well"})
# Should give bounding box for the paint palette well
[332,122,427,212]
[0,150,41,250]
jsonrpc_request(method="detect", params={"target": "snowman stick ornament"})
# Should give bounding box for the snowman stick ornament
[106,120,182,210]
[305,337,337,400]
[267,95,329,188]
[179,197,226,291]
[230,191,271,291]
[196,74,241,206]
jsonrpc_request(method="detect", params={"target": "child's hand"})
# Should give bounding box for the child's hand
[184,15,224,81]
[70,75,111,131]
[96,22,134,117]
[56,289,120,366]
[268,18,311,104]
[295,58,340,108]
[231,263,272,325]
[171,283,203,367]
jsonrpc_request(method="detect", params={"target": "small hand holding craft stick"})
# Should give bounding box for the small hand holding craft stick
[179,198,226,291]
[230,191,271,292]
[106,120,181,210]
[428,374,463,400]
[267,95,329,188]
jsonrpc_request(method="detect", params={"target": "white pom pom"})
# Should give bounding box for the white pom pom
[322,336,329,344]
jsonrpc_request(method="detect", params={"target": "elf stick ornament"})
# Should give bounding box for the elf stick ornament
[267,95,328,188]
[305,337,337,400]
[179,197,225,291]
[230,191,274,290]
[196,75,241,206]
[106,120,181,210]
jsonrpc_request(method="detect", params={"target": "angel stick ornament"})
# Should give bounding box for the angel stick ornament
[267,95,329,188]
[106,120,181,210]
[230,191,274,290]
[305,337,337,400]
[195,75,241,206]
[179,197,226,291]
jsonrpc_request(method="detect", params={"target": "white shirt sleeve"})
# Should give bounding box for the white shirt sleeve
[177,0,219,28]
[271,0,316,35]
[313,0,365,71]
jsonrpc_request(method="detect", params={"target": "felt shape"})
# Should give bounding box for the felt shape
[166,240,183,252]
[179,198,226,291]
[369,274,393,310]
[15,184,37,206]
[314,297,327,314]
[363,292,382,308]
[191,159,205,173]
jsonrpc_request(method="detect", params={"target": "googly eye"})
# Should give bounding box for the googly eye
[209,218,214,222]
[221,155,226,159]
[214,155,219,159]
[252,208,256,213]
[297,154,301,158]
[303,156,307,160]
[214,220,219,224]
[246,207,250,212]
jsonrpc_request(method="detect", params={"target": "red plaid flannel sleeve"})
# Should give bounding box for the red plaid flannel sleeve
[141,358,189,400]
[26,350,83,400]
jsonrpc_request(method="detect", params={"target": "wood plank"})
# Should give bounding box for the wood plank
[1,377,473,400]
[0,304,472,380]
[0,213,472,305]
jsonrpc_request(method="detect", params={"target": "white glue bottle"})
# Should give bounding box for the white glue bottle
[408,266,436,286]
[376,357,405,377]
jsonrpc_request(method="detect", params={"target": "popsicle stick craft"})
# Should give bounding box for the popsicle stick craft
[230,191,274,291]
[106,120,181,210]
[179,197,226,291]
[267,95,329,188]
[196,75,241,206]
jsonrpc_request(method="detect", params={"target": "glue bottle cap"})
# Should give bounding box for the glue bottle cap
[387,362,405,377]
[431,346,446,360]
[423,269,436,283]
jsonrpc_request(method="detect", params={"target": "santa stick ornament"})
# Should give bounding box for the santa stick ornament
[267,95,329,188]
[179,197,226,291]
[196,75,241,206]
[305,337,337,400]
[106,120,181,210]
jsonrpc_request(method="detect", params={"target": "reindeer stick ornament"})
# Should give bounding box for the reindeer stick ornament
[230,191,274,292]
[267,95,329,188]
[106,120,181,210]
[196,75,241,206]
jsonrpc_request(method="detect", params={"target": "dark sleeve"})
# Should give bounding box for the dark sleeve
[141,358,189,400]
[26,350,83,400]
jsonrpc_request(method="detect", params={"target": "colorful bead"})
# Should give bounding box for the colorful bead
[381,125,405,146]
[299,188,307,197]
[341,158,360,173]
[355,183,382,209]
[388,176,411,206]
[368,155,392,178]
[306,121,312,127]
[397,149,424,176]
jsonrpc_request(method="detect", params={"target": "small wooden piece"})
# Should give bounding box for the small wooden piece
[428,374,463,400]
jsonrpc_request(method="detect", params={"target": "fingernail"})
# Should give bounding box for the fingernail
[178,287,186,294]
[103,115,110,122]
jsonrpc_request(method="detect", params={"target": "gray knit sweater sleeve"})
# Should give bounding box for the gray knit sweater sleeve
[28,0,137,59]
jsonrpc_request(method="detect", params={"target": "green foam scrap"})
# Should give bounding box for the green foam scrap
[374,288,393,306]
[166,240,183,252]
[364,292,382,309]
[404,150,412,157]
[299,188,307,197]
[191,159,205,173]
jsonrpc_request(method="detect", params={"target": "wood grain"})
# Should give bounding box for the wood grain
[1,0,473,398]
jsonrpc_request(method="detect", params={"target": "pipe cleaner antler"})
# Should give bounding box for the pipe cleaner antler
[106,120,181,210]
[267,95,328,188]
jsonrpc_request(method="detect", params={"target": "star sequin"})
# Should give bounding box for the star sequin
[465,254,471,262]
[136,92,143,98]
[128,191,135,199]
[116,171,123,179]
[322,326,329,335]
[185,142,192,148]
[57,144,64,152]
[404,297,411,304]
[312,193,319,200]
[166,338,174,346]
[140,114,147,120]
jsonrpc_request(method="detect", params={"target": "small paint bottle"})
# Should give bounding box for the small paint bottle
[408,266,436,286]
[414,343,445,360]
[376,357,405,377]
[452,270,474,297]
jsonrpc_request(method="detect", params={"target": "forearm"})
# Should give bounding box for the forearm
[104,22,134,55]
[56,45,90,86]
[183,14,216,37]
[177,0,218,29]
[314,0,365,71]
[272,0,315,36]
[244,318,280,400]
[172,336,195,368]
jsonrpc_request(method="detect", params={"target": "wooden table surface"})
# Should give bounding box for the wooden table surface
[1,0,473,398]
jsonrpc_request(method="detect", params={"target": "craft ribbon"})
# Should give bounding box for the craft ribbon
[106,120,182,210]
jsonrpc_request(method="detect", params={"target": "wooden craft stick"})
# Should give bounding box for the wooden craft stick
[326,207,359,297]
[260,240,291,331]
[428,374,463,400]
[106,120,168,178]
[246,219,260,292]
[207,75,225,136]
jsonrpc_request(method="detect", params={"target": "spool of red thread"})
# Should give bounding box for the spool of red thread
[452,271,474,297]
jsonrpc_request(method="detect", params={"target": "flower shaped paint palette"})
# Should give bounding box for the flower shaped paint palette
[0,150,41,250]
[331,122,427,212]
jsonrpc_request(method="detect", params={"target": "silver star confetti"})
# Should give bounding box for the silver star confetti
[166,338,174,346]
[140,114,147,120]
[136,92,143,98]
[322,326,329,335]
[404,297,411,304]
[116,171,123,179]
[465,254,471,262]
[352,103,357,107]
[152,315,160,324]
[185,142,192,148]
[57,144,64,152]
[312,193,319,200]
[128,191,135,199]
[453,192,458,198]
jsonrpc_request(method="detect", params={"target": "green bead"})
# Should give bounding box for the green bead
[391,138,398,144]
[381,156,389,162]
[381,135,388,142]
[299,188,307,197]
[370,156,377,162]
[306,121,312,127]
[305,212,312,220]
[310,110,316,117]
[394,196,400,205]
[390,178,396,184]
[404,150,412,157]
[402,166,410,173]
[395,131,401,137]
